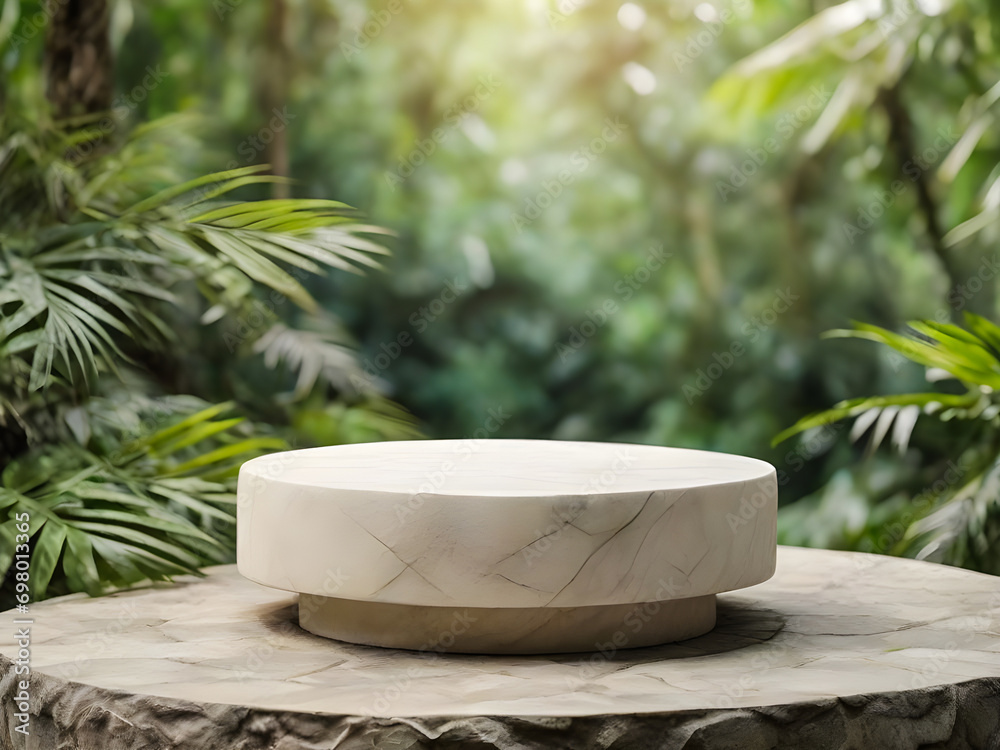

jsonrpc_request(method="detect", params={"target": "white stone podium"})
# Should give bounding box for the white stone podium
[235,440,778,653]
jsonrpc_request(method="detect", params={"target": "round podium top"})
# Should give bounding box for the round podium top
[238,439,775,497]
[237,440,778,608]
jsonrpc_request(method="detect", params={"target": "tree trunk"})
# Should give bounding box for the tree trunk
[877,83,970,314]
[259,0,291,199]
[44,0,114,119]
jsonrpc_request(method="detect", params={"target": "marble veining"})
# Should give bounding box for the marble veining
[236,440,778,612]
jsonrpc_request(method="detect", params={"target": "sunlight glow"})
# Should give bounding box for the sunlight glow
[622,62,656,95]
[916,0,945,16]
[693,3,718,22]
[617,3,647,30]
[500,158,529,184]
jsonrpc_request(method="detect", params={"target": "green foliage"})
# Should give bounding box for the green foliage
[292,394,425,445]
[3,0,1000,589]
[86,0,999,575]
[0,102,413,599]
[775,314,1000,449]
[0,397,278,598]
[721,0,1000,573]
[776,313,1000,573]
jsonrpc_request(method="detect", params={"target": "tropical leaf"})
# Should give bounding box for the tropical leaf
[0,115,390,409]
[777,313,1000,573]
[254,321,361,397]
[0,396,280,597]
[772,390,980,448]
[0,105,402,603]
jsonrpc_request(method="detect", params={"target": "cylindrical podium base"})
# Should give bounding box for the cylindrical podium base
[297,593,717,654]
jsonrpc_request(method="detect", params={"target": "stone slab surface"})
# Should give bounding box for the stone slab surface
[2,547,1000,749]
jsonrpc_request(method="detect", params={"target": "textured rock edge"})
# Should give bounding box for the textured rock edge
[2,655,999,749]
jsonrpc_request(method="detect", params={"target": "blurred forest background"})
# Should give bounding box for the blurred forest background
[3,0,1000,602]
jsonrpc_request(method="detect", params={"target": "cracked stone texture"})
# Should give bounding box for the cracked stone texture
[3,547,1000,749]
[236,440,779,612]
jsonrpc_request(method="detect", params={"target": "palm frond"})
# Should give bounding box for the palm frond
[774,313,1000,451]
[905,454,1000,573]
[292,394,424,445]
[0,398,279,599]
[0,110,401,601]
[0,116,391,416]
[254,321,362,398]
[777,313,1000,574]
